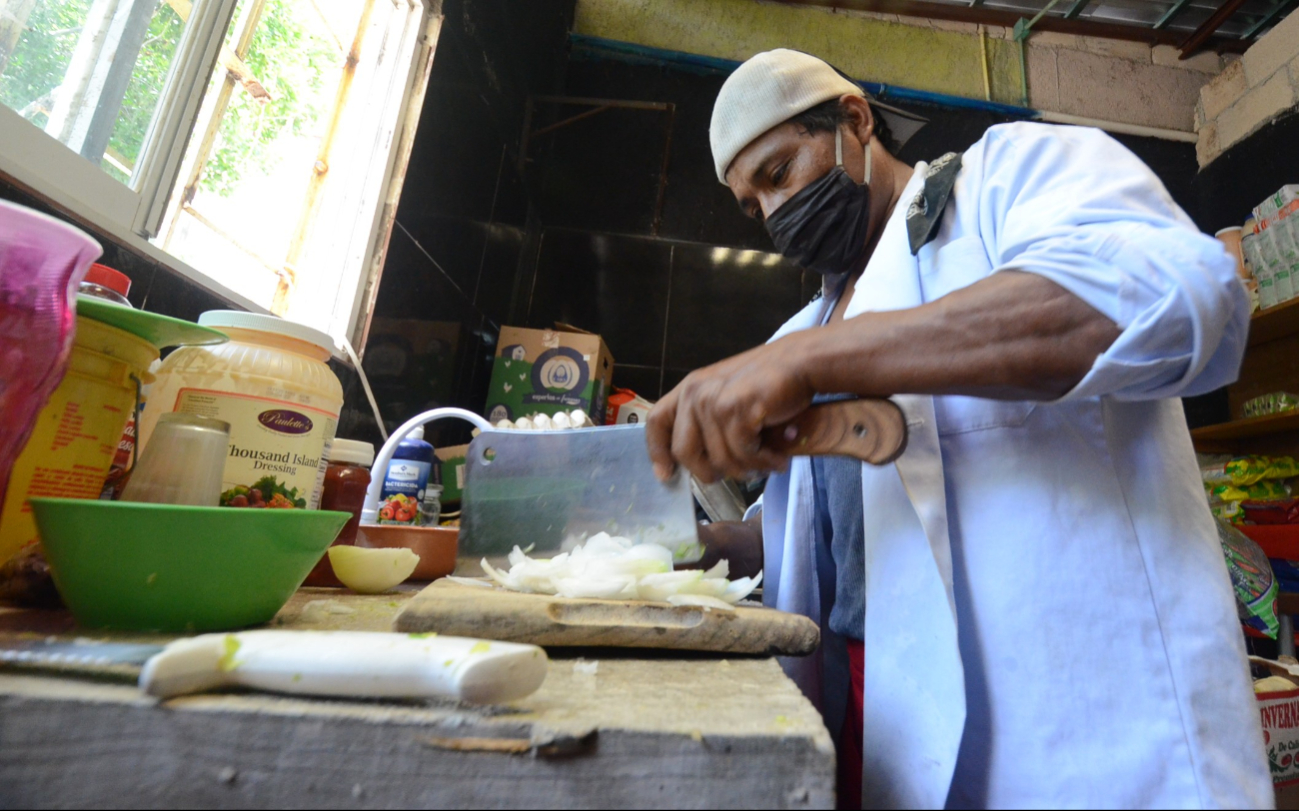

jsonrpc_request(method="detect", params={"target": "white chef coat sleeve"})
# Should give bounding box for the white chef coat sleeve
[974,123,1248,401]
[744,495,763,522]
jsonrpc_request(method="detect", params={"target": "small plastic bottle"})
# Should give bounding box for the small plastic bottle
[79,263,133,307]
[378,426,434,525]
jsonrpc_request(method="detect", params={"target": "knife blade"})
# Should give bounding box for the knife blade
[458,399,908,563]
[460,423,702,563]
[0,635,162,681]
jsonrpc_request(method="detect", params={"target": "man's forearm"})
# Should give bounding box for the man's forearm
[792,271,1120,401]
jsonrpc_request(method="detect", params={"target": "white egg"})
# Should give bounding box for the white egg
[515,417,535,430]
[552,412,572,430]
[533,413,555,431]
[496,419,513,430]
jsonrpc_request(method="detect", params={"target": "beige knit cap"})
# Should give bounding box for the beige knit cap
[709,49,864,185]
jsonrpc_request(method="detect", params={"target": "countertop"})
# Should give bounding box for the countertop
[0,586,835,810]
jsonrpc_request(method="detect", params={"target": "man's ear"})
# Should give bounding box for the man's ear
[841,94,875,147]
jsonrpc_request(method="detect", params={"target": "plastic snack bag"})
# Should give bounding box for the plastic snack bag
[1216,518,1280,639]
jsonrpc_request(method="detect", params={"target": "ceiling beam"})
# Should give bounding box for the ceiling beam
[1152,0,1193,29]
[1240,0,1296,38]
[1062,0,1092,20]
[766,0,1254,52]
[1178,0,1250,56]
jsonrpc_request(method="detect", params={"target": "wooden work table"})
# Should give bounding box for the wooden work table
[0,587,835,810]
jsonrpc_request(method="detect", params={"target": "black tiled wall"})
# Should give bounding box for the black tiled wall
[522,228,814,400]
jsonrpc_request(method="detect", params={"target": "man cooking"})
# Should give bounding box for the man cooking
[645,49,1272,809]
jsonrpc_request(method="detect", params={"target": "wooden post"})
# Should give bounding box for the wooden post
[0,0,36,77]
[351,7,443,351]
[271,0,378,316]
[43,0,117,145]
[160,0,266,250]
[77,0,157,165]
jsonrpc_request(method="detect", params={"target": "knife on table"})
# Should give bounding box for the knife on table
[0,630,548,704]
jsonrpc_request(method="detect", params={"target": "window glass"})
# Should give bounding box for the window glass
[160,0,365,312]
[0,0,190,185]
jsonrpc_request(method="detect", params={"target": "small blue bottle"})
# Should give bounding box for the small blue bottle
[379,426,435,525]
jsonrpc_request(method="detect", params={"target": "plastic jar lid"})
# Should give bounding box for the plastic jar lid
[85,263,131,297]
[330,439,375,466]
[198,310,335,355]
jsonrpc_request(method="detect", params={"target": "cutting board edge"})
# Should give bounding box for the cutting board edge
[393,582,820,657]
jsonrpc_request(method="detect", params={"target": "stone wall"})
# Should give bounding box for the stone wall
[1196,9,1299,167]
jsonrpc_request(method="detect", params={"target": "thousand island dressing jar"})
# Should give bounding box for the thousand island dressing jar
[138,311,343,510]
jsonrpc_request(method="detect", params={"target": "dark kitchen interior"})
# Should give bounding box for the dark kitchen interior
[360,0,1243,448]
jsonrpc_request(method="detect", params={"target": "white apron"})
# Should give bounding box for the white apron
[757,122,1272,809]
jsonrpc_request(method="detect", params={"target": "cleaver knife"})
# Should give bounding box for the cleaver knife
[459,398,907,563]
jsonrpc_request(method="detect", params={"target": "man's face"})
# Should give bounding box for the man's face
[725,121,841,225]
[724,94,875,227]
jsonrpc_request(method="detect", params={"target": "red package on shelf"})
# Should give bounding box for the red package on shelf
[1243,500,1299,525]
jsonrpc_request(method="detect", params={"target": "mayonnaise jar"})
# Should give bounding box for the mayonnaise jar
[138,311,343,510]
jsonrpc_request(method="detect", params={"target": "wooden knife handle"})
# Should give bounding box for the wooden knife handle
[763,399,908,465]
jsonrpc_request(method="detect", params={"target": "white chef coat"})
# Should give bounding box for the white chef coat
[754,122,1272,809]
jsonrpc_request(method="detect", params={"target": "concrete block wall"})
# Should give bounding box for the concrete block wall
[575,0,1229,134]
[1196,9,1299,167]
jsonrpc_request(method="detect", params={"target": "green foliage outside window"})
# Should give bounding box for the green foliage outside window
[201,0,339,197]
[0,0,339,192]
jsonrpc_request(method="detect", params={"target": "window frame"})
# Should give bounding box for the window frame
[0,0,441,343]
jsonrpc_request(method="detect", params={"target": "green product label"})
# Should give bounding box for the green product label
[484,351,599,423]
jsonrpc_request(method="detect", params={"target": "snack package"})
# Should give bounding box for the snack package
[1244,392,1299,419]
[1209,479,1293,504]
[1202,456,1299,487]
[1217,519,1280,639]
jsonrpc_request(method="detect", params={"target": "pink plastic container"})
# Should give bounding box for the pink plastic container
[0,201,102,525]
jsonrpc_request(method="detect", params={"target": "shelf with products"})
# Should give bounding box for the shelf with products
[1190,301,1299,453]
[1249,296,1299,348]
[1192,411,1299,445]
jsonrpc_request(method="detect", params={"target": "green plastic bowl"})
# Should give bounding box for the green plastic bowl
[30,499,349,632]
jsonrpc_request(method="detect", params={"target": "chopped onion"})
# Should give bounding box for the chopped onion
[444,576,493,588]
[668,594,736,611]
[480,532,761,605]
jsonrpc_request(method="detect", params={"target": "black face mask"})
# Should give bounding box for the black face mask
[765,129,872,276]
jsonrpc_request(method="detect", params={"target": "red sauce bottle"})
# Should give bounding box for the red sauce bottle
[304,439,374,587]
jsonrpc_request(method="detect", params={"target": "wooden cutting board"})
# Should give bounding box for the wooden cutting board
[393,581,820,656]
